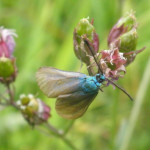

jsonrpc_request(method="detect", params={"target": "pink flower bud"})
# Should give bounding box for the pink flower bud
[107,11,145,67]
[0,27,17,58]
[108,11,137,50]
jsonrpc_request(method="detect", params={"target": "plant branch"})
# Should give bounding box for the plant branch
[44,122,78,150]
[64,120,75,135]
[0,92,8,102]
[5,83,18,109]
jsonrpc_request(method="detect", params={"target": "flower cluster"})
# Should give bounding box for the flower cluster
[73,12,145,80]
[17,94,51,126]
[0,27,51,126]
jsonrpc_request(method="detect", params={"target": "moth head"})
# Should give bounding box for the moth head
[96,74,105,83]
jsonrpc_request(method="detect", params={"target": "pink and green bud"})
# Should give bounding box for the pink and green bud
[116,11,136,31]
[107,11,145,67]
[108,11,137,48]
[76,18,94,40]
[73,17,99,64]
[0,27,17,83]
[0,27,17,58]
[17,94,51,126]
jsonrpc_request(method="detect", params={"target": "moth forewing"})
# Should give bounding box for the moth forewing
[36,67,86,98]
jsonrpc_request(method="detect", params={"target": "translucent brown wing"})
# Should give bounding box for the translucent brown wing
[56,91,98,119]
[36,67,86,98]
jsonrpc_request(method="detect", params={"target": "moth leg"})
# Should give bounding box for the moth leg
[100,83,108,91]
[78,58,83,72]
[99,88,104,92]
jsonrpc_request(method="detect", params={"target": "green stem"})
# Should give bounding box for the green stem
[111,92,119,149]
[118,57,150,150]
[45,122,78,150]
[6,83,18,109]
[0,91,8,102]
[35,126,53,138]
[64,120,75,135]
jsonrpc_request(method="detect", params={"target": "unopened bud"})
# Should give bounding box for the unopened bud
[76,17,94,40]
[74,17,99,65]
[108,11,137,48]
[119,28,138,52]
[117,11,136,31]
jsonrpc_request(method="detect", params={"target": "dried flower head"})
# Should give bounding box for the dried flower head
[100,48,126,79]
[17,94,51,126]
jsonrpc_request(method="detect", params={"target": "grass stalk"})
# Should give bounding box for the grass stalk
[119,56,150,150]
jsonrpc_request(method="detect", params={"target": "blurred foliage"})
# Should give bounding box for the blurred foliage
[0,0,150,150]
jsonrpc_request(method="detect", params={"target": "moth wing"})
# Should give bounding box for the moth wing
[36,67,86,98]
[55,91,98,119]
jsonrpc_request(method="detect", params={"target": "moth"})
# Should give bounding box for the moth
[36,67,106,119]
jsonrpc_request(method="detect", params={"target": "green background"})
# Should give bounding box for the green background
[0,0,150,150]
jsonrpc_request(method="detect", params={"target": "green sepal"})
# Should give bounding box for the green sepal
[0,57,15,78]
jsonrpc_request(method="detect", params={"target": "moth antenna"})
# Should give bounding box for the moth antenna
[83,39,103,74]
[107,78,133,101]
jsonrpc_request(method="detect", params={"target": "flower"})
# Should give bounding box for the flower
[0,27,17,58]
[0,27,17,83]
[73,13,145,81]
[17,94,51,126]
[100,48,126,79]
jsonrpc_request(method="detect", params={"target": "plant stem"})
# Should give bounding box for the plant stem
[64,120,75,135]
[5,83,18,109]
[6,84,13,103]
[0,92,8,101]
[45,122,64,136]
[118,57,150,150]
[45,122,78,150]
[35,126,53,138]
[1,83,77,150]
